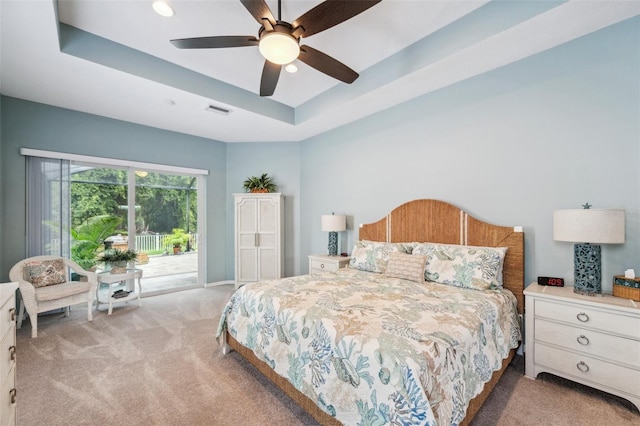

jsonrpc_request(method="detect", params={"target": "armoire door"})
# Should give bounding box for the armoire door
[256,196,278,280]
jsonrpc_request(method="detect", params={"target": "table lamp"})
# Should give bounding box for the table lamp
[321,214,346,256]
[553,206,625,295]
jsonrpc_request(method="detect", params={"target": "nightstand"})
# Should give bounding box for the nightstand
[524,283,640,411]
[308,254,351,275]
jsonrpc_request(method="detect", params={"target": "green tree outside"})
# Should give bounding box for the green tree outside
[70,167,197,237]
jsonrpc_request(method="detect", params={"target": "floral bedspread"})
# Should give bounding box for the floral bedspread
[216,268,521,425]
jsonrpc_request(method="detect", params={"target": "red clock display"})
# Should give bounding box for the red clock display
[537,276,565,287]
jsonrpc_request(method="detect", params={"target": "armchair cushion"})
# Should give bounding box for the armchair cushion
[35,281,92,302]
[25,259,67,287]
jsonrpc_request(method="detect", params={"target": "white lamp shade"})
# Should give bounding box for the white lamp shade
[553,209,625,244]
[321,215,346,232]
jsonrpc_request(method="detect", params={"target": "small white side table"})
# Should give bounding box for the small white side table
[308,254,351,275]
[96,269,142,315]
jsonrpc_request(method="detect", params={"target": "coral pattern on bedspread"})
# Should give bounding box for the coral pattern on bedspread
[216,268,521,425]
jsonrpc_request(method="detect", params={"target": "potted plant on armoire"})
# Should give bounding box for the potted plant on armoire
[242,173,277,193]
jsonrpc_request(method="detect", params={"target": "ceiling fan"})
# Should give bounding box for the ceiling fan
[170,0,381,97]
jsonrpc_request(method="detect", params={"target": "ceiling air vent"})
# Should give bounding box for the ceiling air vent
[205,104,231,116]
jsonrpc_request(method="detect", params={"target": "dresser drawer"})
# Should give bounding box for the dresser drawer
[535,319,640,367]
[536,343,640,396]
[0,297,15,343]
[535,299,640,338]
[0,364,16,426]
[0,326,16,386]
[310,260,339,273]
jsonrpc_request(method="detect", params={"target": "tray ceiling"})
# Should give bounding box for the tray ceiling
[1,1,637,142]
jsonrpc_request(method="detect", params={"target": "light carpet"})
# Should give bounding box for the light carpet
[15,285,639,425]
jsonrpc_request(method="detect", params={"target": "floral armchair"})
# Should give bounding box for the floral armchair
[9,256,97,338]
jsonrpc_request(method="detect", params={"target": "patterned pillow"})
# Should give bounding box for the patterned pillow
[25,259,67,288]
[413,243,507,290]
[349,240,412,273]
[385,252,427,283]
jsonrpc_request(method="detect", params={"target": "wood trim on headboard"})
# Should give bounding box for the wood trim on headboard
[358,216,388,242]
[359,199,525,314]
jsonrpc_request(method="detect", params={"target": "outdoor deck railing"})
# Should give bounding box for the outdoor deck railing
[54,233,198,255]
[135,233,198,253]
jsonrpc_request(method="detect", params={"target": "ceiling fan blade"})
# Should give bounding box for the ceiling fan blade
[171,36,258,49]
[260,60,281,97]
[240,0,276,26]
[298,45,358,84]
[293,0,381,38]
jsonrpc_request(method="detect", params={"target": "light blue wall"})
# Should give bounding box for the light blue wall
[0,97,228,283]
[299,17,640,292]
[0,96,3,263]
[226,143,301,277]
[1,17,638,293]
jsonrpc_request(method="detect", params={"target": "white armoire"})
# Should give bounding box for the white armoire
[234,193,284,288]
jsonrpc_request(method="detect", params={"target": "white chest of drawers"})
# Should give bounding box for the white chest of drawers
[524,283,640,411]
[0,283,18,426]
[308,255,351,275]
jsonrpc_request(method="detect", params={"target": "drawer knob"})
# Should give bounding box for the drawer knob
[9,307,15,322]
[576,312,589,322]
[320,264,325,269]
[576,335,590,345]
[10,388,16,404]
[576,361,590,373]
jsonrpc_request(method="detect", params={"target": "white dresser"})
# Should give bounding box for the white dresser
[524,283,640,411]
[308,255,351,275]
[0,283,18,426]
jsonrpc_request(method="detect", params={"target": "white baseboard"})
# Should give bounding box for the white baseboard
[205,280,235,288]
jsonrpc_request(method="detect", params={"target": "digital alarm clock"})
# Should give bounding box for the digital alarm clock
[537,276,565,287]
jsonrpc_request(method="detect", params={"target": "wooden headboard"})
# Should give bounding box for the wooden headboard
[359,199,525,314]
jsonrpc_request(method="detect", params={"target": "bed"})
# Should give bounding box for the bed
[217,199,524,425]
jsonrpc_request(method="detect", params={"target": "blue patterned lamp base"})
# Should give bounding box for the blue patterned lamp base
[574,243,602,296]
[327,231,338,256]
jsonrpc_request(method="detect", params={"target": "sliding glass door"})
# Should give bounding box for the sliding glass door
[25,151,205,294]
[132,170,198,293]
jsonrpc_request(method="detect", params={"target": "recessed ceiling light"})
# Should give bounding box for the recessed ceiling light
[285,63,298,73]
[152,0,174,17]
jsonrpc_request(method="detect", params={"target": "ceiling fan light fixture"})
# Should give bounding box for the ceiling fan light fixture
[152,0,174,17]
[258,32,300,65]
[285,63,298,73]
